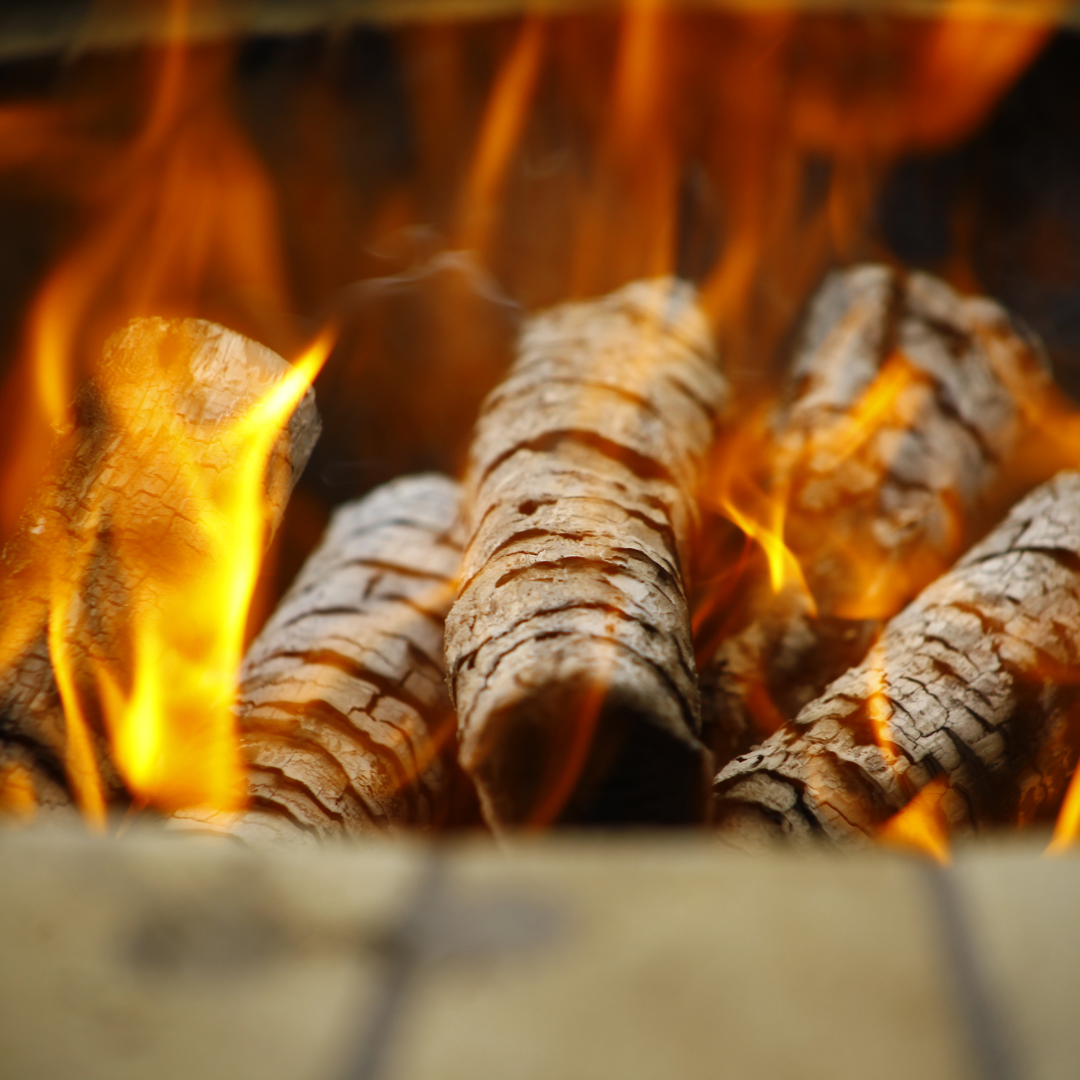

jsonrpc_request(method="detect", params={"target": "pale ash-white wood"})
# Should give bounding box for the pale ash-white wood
[0,318,320,814]
[713,470,1080,846]
[183,474,465,843]
[703,265,1055,767]
[445,278,728,829]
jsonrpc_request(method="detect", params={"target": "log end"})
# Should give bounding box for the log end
[458,644,710,830]
[713,769,827,847]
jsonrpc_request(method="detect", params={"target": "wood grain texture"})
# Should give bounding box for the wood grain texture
[703,265,1055,767]
[182,473,469,843]
[444,277,728,829]
[0,318,319,815]
[713,469,1080,847]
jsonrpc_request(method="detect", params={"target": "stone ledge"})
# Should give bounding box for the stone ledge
[0,827,1074,1080]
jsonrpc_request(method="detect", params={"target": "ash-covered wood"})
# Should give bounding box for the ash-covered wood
[713,469,1080,847]
[702,265,1055,765]
[444,277,728,829]
[0,318,319,816]
[179,473,470,843]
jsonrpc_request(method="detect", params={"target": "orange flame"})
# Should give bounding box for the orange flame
[802,353,924,465]
[49,595,109,828]
[0,763,38,822]
[87,331,333,812]
[1048,760,1080,853]
[704,356,925,618]
[0,0,313,820]
[0,3,291,543]
[705,406,815,606]
[456,17,547,255]
[878,777,952,864]
[791,352,956,621]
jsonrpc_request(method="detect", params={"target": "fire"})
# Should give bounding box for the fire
[83,330,332,813]
[455,17,547,256]
[1049,764,1080,852]
[0,0,320,821]
[49,605,109,828]
[570,0,678,293]
[787,351,959,622]
[704,353,927,620]
[20,322,332,821]
[800,353,922,466]
[0,0,1067,832]
[0,763,38,821]
[704,404,815,605]
[878,777,952,865]
[0,4,292,544]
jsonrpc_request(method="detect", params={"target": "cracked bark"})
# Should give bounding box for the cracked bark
[444,277,728,829]
[0,318,319,815]
[177,473,473,842]
[702,265,1057,766]
[713,469,1080,847]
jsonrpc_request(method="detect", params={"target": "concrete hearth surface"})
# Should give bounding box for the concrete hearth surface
[0,827,1074,1080]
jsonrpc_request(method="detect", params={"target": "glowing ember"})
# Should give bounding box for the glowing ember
[0,762,37,821]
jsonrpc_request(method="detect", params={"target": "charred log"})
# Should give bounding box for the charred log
[178,473,472,842]
[703,265,1057,764]
[444,277,728,830]
[713,469,1080,847]
[0,318,319,815]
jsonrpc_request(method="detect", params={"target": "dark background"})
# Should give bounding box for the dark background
[0,15,1076,601]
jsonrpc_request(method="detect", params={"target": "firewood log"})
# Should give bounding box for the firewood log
[0,318,319,816]
[702,265,1056,765]
[177,473,469,843]
[713,469,1080,847]
[444,277,729,829]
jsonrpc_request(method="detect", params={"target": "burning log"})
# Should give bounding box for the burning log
[702,265,1056,765]
[713,469,1080,847]
[444,277,728,829]
[178,473,468,843]
[0,318,319,817]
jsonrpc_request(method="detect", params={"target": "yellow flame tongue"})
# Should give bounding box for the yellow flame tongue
[47,328,332,818]
[878,779,952,865]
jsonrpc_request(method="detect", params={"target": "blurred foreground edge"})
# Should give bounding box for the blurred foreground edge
[0,825,1077,1080]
